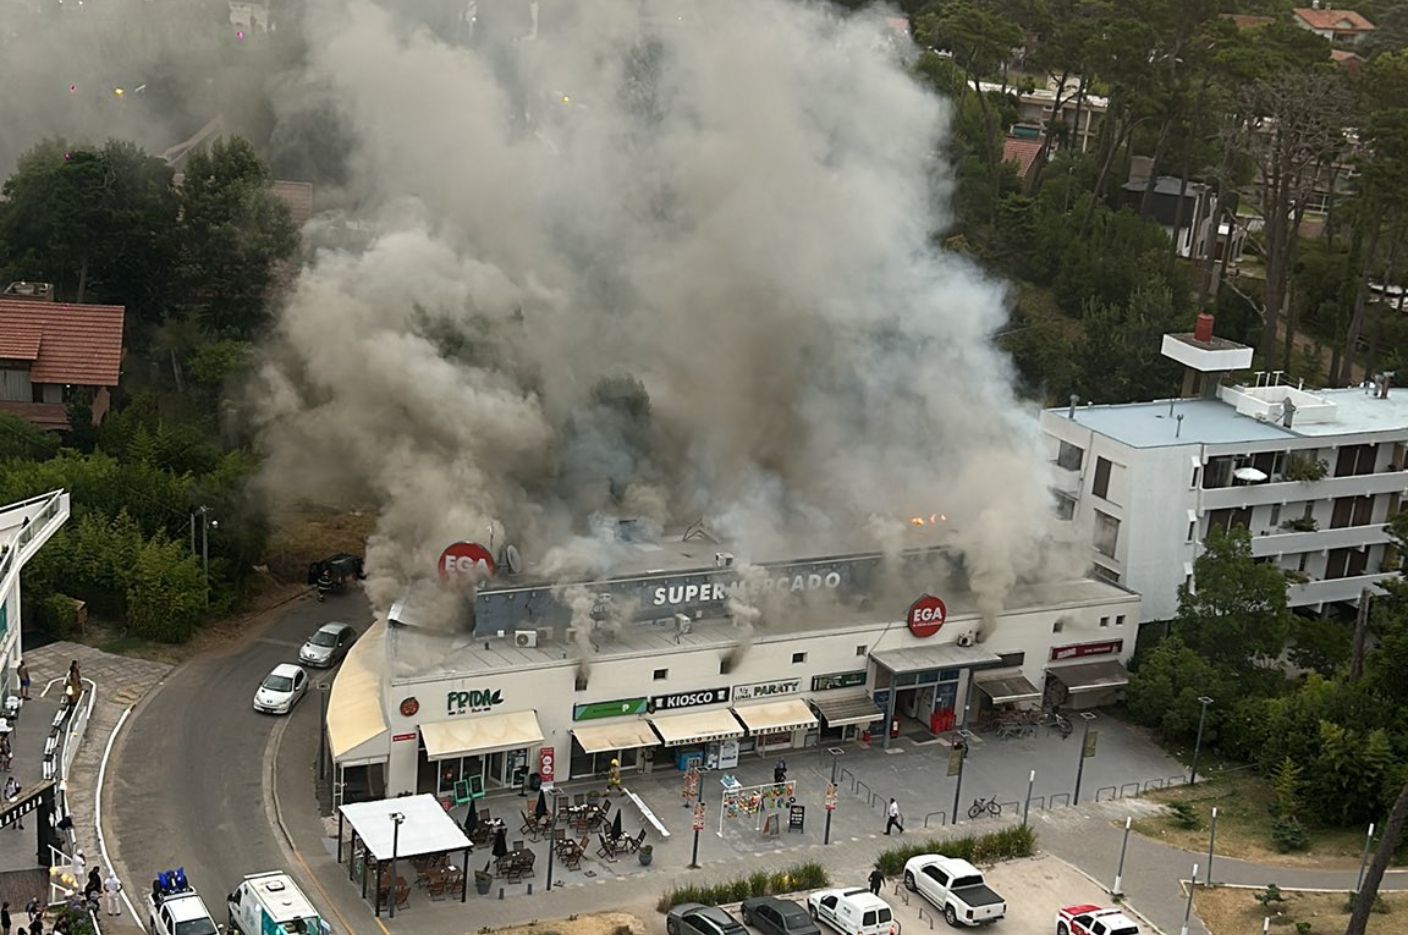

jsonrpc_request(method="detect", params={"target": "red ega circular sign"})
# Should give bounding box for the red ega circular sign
[438,541,496,580]
[906,594,948,638]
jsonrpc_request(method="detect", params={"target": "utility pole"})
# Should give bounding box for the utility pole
[1190,697,1214,785]
[388,812,405,919]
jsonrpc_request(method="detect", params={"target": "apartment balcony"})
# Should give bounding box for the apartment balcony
[1287,571,1398,607]
[1249,524,1392,557]
[1201,470,1408,510]
[1051,462,1082,493]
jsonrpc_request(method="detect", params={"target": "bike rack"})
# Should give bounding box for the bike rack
[855,780,873,804]
[1048,792,1071,808]
[1143,778,1166,791]
[916,906,934,930]
[1095,785,1118,802]
[1029,795,1046,811]
[999,800,1020,816]
[1119,782,1142,798]
[922,810,946,828]
[839,766,856,792]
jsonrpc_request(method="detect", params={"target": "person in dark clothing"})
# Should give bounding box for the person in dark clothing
[868,868,884,895]
[84,869,102,904]
[30,917,40,935]
[4,900,13,935]
[773,758,787,784]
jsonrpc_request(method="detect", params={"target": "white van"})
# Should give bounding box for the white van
[227,872,330,935]
[808,888,899,935]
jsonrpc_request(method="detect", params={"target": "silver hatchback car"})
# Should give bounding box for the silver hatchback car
[298,623,357,668]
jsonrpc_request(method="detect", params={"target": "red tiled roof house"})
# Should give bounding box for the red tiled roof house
[1292,7,1375,45]
[0,296,125,430]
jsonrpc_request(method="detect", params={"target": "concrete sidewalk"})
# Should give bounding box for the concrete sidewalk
[0,694,59,872]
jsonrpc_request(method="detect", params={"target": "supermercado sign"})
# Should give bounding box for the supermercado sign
[473,549,955,635]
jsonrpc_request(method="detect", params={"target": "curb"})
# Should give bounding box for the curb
[1045,850,1171,935]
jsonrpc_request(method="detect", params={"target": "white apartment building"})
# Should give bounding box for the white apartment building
[0,491,70,700]
[1041,317,1407,623]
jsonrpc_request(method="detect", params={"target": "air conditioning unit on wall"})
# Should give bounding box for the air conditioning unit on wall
[514,629,538,648]
[957,632,975,647]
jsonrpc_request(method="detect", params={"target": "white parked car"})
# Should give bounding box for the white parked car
[807,888,897,935]
[903,854,1006,927]
[253,664,308,715]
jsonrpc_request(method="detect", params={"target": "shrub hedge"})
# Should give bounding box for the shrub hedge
[873,825,1036,877]
[656,862,830,912]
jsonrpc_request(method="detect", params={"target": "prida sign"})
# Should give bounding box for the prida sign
[651,571,843,608]
[446,688,505,716]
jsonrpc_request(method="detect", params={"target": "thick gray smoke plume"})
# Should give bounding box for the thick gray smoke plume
[253,0,1081,623]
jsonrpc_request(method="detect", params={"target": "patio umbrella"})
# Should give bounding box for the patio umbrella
[492,827,508,858]
[535,789,548,819]
[462,805,478,836]
[611,808,623,841]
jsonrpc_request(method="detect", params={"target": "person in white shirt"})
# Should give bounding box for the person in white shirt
[70,852,85,887]
[884,798,903,835]
[103,871,122,917]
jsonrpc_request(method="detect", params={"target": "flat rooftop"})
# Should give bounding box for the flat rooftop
[388,576,1136,681]
[1052,386,1408,449]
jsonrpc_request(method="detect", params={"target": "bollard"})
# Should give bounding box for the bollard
[499,887,505,900]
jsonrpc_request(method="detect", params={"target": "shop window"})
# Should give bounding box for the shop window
[856,644,867,656]
[1092,457,1113,500]
[653,668,668,681]
[1057,441,1084,471]
[792,652,807,664]
[1115,614,1126,627]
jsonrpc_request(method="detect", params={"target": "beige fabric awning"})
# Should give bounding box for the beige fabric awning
[572,720,660,755]
[1048,659,1131,693]
[974,668,1043,705]
[328,619,390,765]
[648,708,744,747]
[808,692,884,727]
[732,698,818,734]
[421,710,544,761]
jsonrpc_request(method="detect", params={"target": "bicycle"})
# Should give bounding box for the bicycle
[967,795,1001,819]
[1042,708,1073,739]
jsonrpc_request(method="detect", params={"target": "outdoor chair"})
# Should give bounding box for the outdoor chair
[427,875,447,901]
[596,832,618,861]
[561,841,583,871]
[394,879,410,909]
[553,827,568,842]
[520,810,538,838]
[624,829,646,853]
[512,839,525,851]
[573,793,586,806]
[479,808,492,824]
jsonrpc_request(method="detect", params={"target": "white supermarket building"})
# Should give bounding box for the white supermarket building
[326,533,1140,803]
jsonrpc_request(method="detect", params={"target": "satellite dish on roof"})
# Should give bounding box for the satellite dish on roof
[503,544,523,576]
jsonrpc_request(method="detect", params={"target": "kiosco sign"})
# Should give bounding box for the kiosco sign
[907,594,947,638]
[438,542,496,580]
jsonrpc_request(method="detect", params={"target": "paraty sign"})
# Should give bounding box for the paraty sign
[907,594,947,638]
[438,541,496,580]
[446,688,504,716]
[734,678,801,701]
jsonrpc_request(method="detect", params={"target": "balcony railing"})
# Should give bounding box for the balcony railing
[1249,524,1392,557]
[0,490,70,605]
[1202,470,1408,510]
[1287,571,1398,606]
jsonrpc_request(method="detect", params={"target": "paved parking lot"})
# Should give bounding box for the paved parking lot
[719,855,1124,935]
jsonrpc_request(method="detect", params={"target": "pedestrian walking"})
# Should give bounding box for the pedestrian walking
[4,776,21,829]
[773,758,787,784]
[884,798,903,835]
[16,661,29,701]
[25,898,39,927]
[29,917,40,935]
[103,870,122,917]
[868,868,884,896]
[4,899,13,935]
[70,850,85,886]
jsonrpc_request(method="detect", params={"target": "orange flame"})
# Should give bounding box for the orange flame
[910,516,925,527]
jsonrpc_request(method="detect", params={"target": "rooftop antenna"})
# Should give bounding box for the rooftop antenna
[1176,413,1185,438]
[1271,370,1285,386]
[1168,397,1176,416]
[1068,394,1079,418]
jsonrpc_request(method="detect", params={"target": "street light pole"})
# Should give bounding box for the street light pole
[1190,696,1214,786]
[1073,713,1097,805]
[388,812,405,919]
[545,811,556,892]
[1355,822,1375,896]
[1206,807,1219,887]
[950,732,972,826]
[1112,816,1131,896]
[825,752,838,846]
[1179,863,1199,935]
[1022,769,1036,828]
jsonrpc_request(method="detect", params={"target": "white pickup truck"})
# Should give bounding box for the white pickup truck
[147,872,219,935]
[807,887,898,935]
[902,855,1007,927]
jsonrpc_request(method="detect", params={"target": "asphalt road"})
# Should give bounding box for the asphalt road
[105,589,371,916]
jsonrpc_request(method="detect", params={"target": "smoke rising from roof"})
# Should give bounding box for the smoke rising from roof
[252,0,1082,624]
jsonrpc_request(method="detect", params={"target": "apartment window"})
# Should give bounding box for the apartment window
[1093,511,1120,558]
[1190,466,1201,489]
[1298,552,1309,572]
[1269,504,1281,528]
[1326,547,1369,580]
[1099,616,1110,628]
[1057,441,1084,471]
[1052,618,1065,633]
[792,652,807,664]
[1331,496,1374,528]
[1091,563,1120,585]
[1187,521,1196,543]
[1115,614,1126,627]
[1202,457,1235,489]
[653,668,669,681]
[1335,444,1377,477]
[1092,457,1113,499]
[856,644,867,657]
[1054,490,1077,521]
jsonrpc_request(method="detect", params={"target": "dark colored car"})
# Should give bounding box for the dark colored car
[667,904,748,935]
[742,897,822,935]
